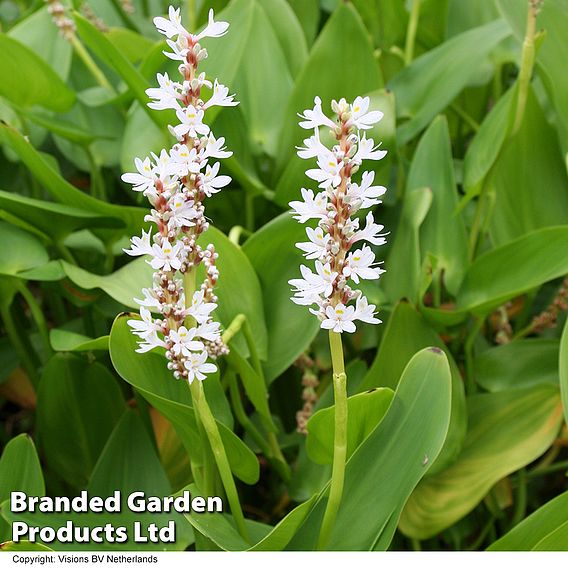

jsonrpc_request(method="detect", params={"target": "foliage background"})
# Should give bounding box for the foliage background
[0,0,568,552]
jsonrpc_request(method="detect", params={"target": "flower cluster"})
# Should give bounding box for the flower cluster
[45,0,76,40]
[289,96,388,333]
[122,6,237,382]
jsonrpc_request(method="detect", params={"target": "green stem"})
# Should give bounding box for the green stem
[55,240,77,265]
[70,35,114,92]
[245,193,255,232]
[528,459,568,479]
[0,303,39,385]
[108,0,141,32]
[190,379,250,542]
[464,317,484,395]
[17,283,52,359]
[317,331,348,550]
[404,0,421,66]
[222,313,246,344]
[511,467,527,527]
[242,318,263,380]
[512,1,538,135]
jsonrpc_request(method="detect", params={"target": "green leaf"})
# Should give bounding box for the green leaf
[50,329,109,352]
[476,339,559,392]
[406,116,468,294]
[0,123,145,239]
[73,13,164,128]
[0,541,53,551]
[109,315,259,485]
[489,491,568,551]
[0,35,75,112]
[360,301,466,475]
[489,89,568,245]
[275,2,383,175]
[287,0,319,45]
[257,0,308,77]
[457,226,568,314]
[0,190,122,243]
[399,384,563,539]
[288,347,452,550]
[0,221,49,277]
[185,483,317,551]
[36,353,126,488]
[382,188,432,304]
[306,387,394,465]
[8,6,72,81]
[389,19,510,145]
[0,434,45,542]
[560,318,568,426]
[21,111,99,145]
[242,213,320,381]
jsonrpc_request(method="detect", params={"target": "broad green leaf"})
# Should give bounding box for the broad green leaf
[306,387,394,465]
[389,19,510,145]
[0,434,45,542]
[476,339,559,392]
[360,301,466,475]
[0,541,53,551]
[489,89,568,245]
[0,190,122,242]
[287,0,319,45]
[0,35,75,112]
[489,491,568,551]
[242,213,320,381]
[8,6,72,80]
[462,85,516,194]
[288,348,452,550]
[0,123,145,239]
[36,354,126,488]
[186,485,317,551]
[457,226,568,314]
[109,315,259,485]
[22,111,99,145]
[0,221,49,277]
[88,410,194,549]
[406,116,468,294]
[382,188,432,304]
[257,0,308,77]
[50,329,109,352]
[73,13,165,128]
[446,0,501,37]
[275,2,383,175]
[105,28,156,64]
[560,319,568,426]
[399,384,563,539]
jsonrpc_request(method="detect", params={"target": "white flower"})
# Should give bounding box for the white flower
[169,326,204,357]
[187,290,217,324]
[202,80,238,110]
[128,308,167,352]
[163,36,190,62]
[321,303,357,333]
[351,212,388,246]
[296,132,328,160]
[184,350,217,383]
[146,72,182,111]
[201,134,232,160]
[123,228,153,257]
[306,149,343,188]
[289,188,328,223]
[346,171,387,209]
[171,105,210,139]
[344,245,385,284]
[121,157,155,194]
[298,96,337,130]
[168,194,198,229]
[194,9,229,41]
[348,96,384,130]
[289,261,337,305]
[296,226,330,260]
[199,162,231,196]
[169,144,201,176]
[149,240,184,271]
[352,133,387,162]
[195,320,222,342]
[154,6,187,38]
[354,295,381,325]
[134,287,161,310]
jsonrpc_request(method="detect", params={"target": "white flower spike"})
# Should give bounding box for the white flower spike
[123,6,237,380]
[289,96,388,333]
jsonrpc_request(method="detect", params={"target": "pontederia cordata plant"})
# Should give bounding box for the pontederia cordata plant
[289,96,388,548]
[120,6,249,541]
